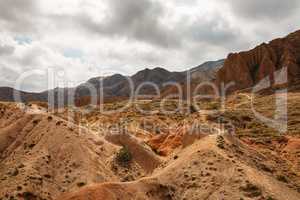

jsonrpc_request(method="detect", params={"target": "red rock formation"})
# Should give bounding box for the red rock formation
[217,30,300,93]
[146,123,208,156]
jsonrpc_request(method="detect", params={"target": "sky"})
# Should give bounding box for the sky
[0,0,299,92]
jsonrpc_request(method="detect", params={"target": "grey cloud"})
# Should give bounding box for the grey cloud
[75,0,246,50]
[0,0,299,92]
[0,64,20,88]
[227,0,300,20]
[0,45,15,56]
[0,0,38,33]
[0,65,18,80]
[17,48,43,68]
[186,15,244,47]
[0,63,48,92]
[17,74,48,92]
[76,0,181,48]
[49,0,249,70]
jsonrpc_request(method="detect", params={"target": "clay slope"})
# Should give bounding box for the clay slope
[0,102,165,199]
[58,135,300,200]
[217,30,300,93]
[0,103,121,199]
[57,93,300,200]
[1,92,300,200]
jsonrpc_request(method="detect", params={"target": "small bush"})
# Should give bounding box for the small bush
[216,135,225,149]
[32,119,40,125]
[115,146,132,167]
[259,163,273,173]
[22,192,37,200]
[240,183,262,198]
[77,182,86,187]
[276,175,289,183]
[208,102,220,110]
[189,104,198,114]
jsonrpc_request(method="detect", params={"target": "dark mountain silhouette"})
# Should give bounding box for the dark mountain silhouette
[0,61,222,105]
[0,87,47,102]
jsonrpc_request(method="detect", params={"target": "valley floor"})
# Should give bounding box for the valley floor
[0,92,300,200]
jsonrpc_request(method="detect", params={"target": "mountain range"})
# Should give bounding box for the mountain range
[1,30,300,105]
[0,59,224,105]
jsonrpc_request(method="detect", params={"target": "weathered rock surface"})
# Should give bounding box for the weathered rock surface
[217,30,300,93]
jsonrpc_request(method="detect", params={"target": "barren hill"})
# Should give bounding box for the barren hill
[1,89,300,199]
[58,90,300,200]
[0,103,121,199]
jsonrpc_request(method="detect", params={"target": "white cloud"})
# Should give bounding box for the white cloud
[0,0,299,91]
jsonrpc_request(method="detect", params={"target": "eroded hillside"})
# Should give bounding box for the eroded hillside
[0,91,299,200]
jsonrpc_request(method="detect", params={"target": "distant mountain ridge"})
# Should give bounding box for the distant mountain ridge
[0,87,47,102]
[77,61,223,99]
[0,59,223,104]
[2,29,300,104]
[189,59,225,82]
[190,59,225,72]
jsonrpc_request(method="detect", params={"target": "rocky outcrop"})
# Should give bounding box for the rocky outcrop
[217,30,300,93]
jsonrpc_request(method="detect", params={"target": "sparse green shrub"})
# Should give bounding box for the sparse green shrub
[189,104,198,114]
[266,196,276,200]
[216,135,225,149]
[240,183,262,198]
[208,102,220,110]
[77,182,86,187]
[276,175,289,183]
[115,146,132,167]
[22,192,37,200]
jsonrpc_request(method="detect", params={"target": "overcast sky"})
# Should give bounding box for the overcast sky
[0,0,299,92]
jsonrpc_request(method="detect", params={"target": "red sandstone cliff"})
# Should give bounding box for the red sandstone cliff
[217,30,300,93]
